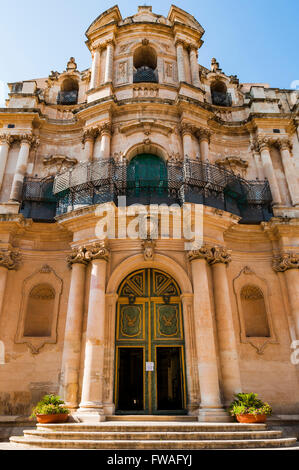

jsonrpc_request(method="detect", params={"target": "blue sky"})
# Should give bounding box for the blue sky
[0,0,298,104]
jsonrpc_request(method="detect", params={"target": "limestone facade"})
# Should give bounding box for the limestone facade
[0,5,298,421]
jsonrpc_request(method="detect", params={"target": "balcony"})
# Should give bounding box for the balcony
[20,159,273,224]
[211,91,232,107]
[133,67,159,84]
[57,90,78,105]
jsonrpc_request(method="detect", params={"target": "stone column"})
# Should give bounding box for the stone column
[104,41,115,84]
[59,247,88,409]
[0,250,21,319]
[181,293,200,415]
[78,242,110,422]
[197,128,212,162]
[209,247,242,404]
[256,137,282,205]
[189,46,200,88]
[99,123,112,160]
[82,128,97,162]
[251,143,265,180]
[273,253,299,338]
[181,123,195,159]
[9,134,37,202]
[176,40,186,83]
[0,135,13,190]
[188,247,230,422]
[90,48,101,90]
[278,139,299,206]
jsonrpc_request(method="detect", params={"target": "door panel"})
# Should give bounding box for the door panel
[115,269,187,415]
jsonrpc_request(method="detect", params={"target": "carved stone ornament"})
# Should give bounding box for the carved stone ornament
[187,245,232,265]
[215,156,248,176]
[66,57,77,72]
[0,249,22,270]
[0,134,14,146]
[273,252,299,272]
[82,127,99,144]
[16,134,39,149]
[43,155,78,176]
[142,238,156,261]
[85,241,110,262]
[67,246,89,268]
[196,127,212,143]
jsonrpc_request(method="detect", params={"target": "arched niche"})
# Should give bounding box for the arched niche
[133,44,159,83]
[57,77,79,105]
[15,265,63,354]
[233,266,277,354]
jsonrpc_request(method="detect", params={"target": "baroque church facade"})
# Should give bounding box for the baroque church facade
[0,5,298,423]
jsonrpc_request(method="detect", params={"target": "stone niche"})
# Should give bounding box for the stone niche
[15,265,63,354]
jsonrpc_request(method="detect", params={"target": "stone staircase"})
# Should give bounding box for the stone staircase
[9,416,298,450]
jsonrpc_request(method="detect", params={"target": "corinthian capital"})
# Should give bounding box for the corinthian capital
[196,127,212,143]
[82,127,99,144]
[0,134,14,146]
[67,246,89,268]
[0,250,22,270]
[188,245,232,265]
[277,138,292,152]
[254,136,273,152]
[17,134,39,148]
[85,241,110,262]
[99,122,113,137]
[180,122,195,137]
[208,246,232,265]
[273,252,299,272]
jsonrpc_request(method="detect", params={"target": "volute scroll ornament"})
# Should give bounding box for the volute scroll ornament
[85,241,110,262]
[273,252,299,272]
[0,250,22,270]
[188,245,232,265]
[67,247,89,268]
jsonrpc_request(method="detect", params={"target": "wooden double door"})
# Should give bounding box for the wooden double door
[115,269,187,415]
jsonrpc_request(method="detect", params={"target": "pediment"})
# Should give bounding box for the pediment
[86,5,122,36]
[168,5,204,33]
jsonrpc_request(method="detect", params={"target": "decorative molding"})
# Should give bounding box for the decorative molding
[0,134,14,146]
[215,156,248,176]
[67,247,89,268]
[43,155,78,176]
[15,265,63,354]
[273,252,299,272]
[85,241,110,262]
[233,266,278,355]
[187,245,231,265]
[142,238,156,261]
[0,249,22,270]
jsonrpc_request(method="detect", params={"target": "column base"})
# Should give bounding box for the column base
[75,403,106,423]
[198,407,232,423]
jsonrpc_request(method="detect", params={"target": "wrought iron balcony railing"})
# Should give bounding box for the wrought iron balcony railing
[211,91,232,107]
[20,159,273,224]
[133,67,159,84]
[57,90,78,105]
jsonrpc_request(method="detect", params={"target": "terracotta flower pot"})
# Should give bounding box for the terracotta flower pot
[36,414,69,424]
[236,414,267,424]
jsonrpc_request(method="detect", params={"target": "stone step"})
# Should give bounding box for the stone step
[35,422,268,433]
[23,429,283,441]
[106,415,196,422]
[10,436,298,450]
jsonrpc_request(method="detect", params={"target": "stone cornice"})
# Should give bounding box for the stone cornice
[0,249,22,270]
[273,252,299,272]
[188,245,232,265]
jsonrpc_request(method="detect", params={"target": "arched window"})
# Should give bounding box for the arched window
[133,45,158,83]
[57,78,79,105]
[127,154,167,203]
[23,284,55,337]
[241,285,270,337]
[211,80,232,107]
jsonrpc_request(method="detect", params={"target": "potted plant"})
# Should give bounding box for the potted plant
[31,395,70,424]
[229,393,272,423]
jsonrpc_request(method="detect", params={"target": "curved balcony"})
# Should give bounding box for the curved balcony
[20,158,273,224]
[47,158,273,224]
